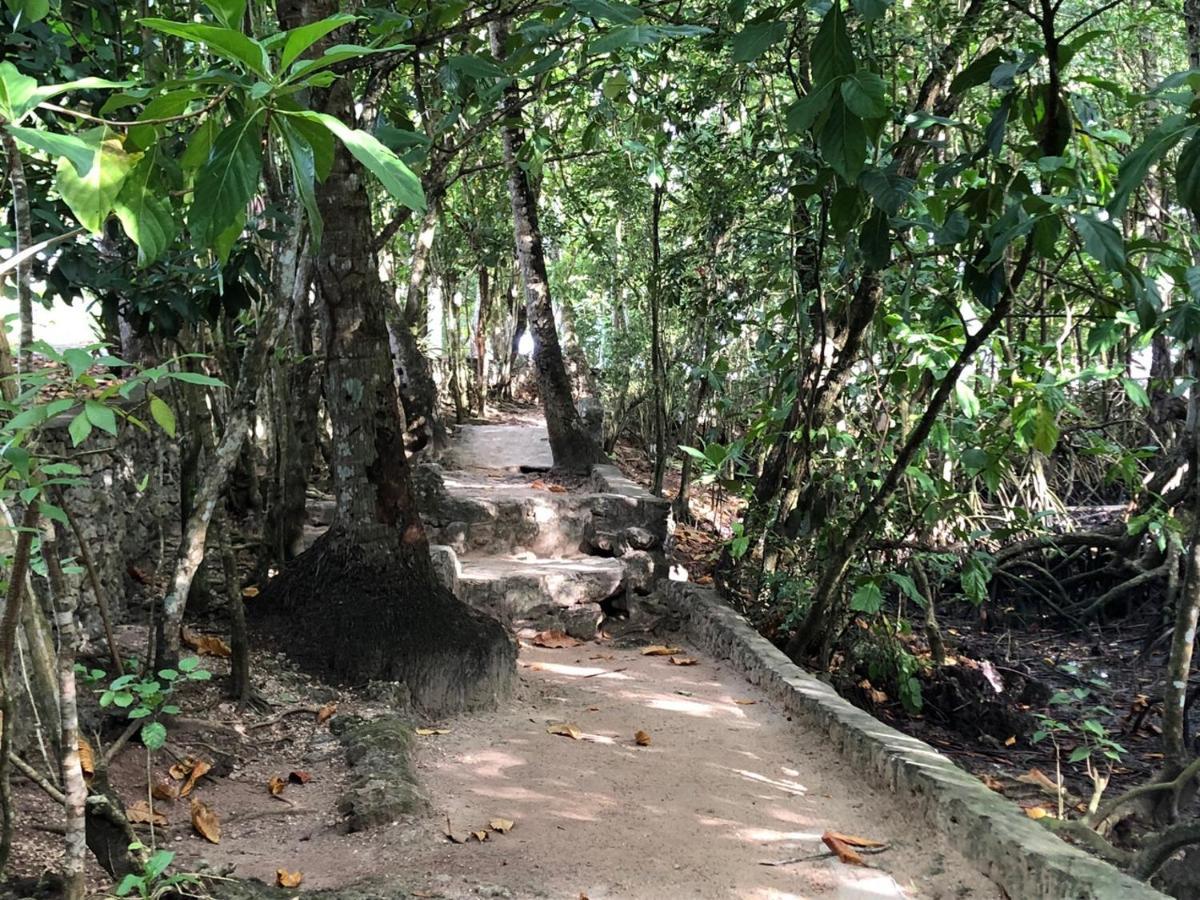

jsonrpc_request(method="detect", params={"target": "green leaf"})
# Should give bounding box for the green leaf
[859,207,891,269]
[1109,115,1192,217]
[279,13,356,70]
[811,2,855,86]
[55,129,134,234]
[950,47,1006,94]
[140,721,167,751]
[1122,377,1150,408]
[67,411,92,447]
[167,370,226,387]
[139,19,271,78]
[1176,134,1200,221]
[84,400,118,436]
[5,125,96,176]
[850,581,883,613]
[840,70,887,118]
[588,24,708,55]
[859,167,912,215]
[1074,213,1125,271]
[731,21,786,63]
[113,154,177,268]
[448,53,508,81]
[188,111,265,249]
[819,97,867,183]
[1033,405,1058,454]
[203,0,247,28]
[274,117,322,246]
[888,572,926,607]
[785,81,834,133]
[148,394,177,437]
[851,0,892,22]
[0,61,37,122]
[955,378,980,418]
[287,111,425,212]
[8,0,49,26]
[286,43,407,84]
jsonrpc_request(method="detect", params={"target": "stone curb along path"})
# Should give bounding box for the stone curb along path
[662,581,1169,900]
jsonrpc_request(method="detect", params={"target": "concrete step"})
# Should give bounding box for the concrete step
[456,555,627,636]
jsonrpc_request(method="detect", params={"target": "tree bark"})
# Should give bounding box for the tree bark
[266,0,514,713]
[649,184,668,496]
[489,19,604,472]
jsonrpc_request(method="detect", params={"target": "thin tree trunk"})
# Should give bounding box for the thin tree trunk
[473,265,491,416]
[2,133,34,373]
[649,184,668,496]
[489,19,603,472]
[43,523,86,900]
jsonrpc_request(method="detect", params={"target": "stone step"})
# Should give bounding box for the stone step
[456,555,628,637]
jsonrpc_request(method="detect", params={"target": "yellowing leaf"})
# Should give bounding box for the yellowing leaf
[316,702,337,725]
[268,776,286,797]
[668,656,698,666]
[415,727,451,736]
[470,830,489,842]
[641,645,682,656]
[489,818,514,834]
[1024,805,1050,820]
[532,629,582,649]
[276,870,303,888]
[547,722,582,740]
[1004,735,1017,747]
[634,730,651,747]
[241,586,260,598]
[127,800,168,826]
[734,699,757,705]
[191,799,220,844]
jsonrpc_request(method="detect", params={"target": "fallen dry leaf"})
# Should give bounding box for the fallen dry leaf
[734,699,757,706]
[241,586,260,598]
[489,818,514,834]
[288,770,312,784]
[978,774,1006,793]
[443,817,465,844]
[530,479,548,490]
[268,776,286,797]
[316,702,337,725]
[641,645,682,656]
[181,626,231,658]
[668,656,698,666]
[179,759,211,798]
[470,830,489,842]
[151,775,178,802]
[547,484,568,493]
[169,757,197,781]
[190,799,220,843]
[634,730,651,747]
[1024,805,1050,820]
[1016,768,1063,797]
[276,870,303,888]
[825,831,886,849]
[415,728,451,736]
[532,629,582,649]
[1004,735,1017,747]
[588,654,615,661]
[547,722,582,740]
[127,800,168,826]
[821,831,864,866]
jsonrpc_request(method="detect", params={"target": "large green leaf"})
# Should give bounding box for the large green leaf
[818,97,867,183]
[839,70,886,118]
[1108,115,1192,217]
[811,2,855,86]
[0,62,37,122]
[279,13,356,70]
[140,19,271,78]
[785,81,834,133]
[6,125,95,175]
[285,43,404,84]
[571,0,643,24]
[1074,213,1125,271]
[113,154,177,267]
[188,111,265,249]
[287,111,425,212]
[851,0,892,22]
[203,0,247,28]
[1176,133,1200,221]
[448,54,508,81]
[274,117,322,246]
[859,167,913,215]
[127,89,205,150]
[731,21,786,63]
[859,206,891,269]
[588,23,708,55]
[55,129,135,234]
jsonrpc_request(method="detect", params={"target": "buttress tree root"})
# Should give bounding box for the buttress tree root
[258,525,515,716]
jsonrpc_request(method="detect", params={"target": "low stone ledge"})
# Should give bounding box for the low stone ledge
[662,581,1168,900]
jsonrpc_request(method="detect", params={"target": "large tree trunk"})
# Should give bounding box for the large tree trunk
[265,0,513,714]
[490,19,604,472]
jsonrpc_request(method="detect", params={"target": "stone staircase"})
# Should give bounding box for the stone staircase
[307,416,671,639]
